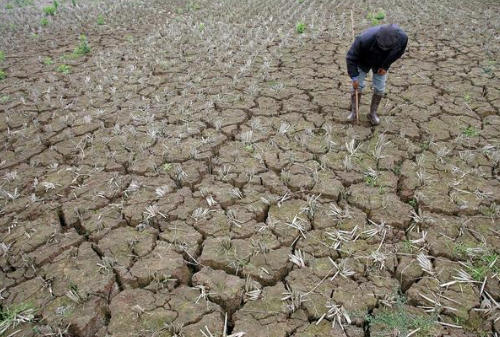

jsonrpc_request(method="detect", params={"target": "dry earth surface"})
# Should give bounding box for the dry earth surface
[1,0,500,336]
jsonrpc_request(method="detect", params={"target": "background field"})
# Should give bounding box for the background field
[1,0,500,336]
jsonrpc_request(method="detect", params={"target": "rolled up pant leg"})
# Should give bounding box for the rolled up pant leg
[355,67,368,93]
[372,71,388,94]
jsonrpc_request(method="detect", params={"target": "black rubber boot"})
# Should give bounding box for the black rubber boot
[347,92,361,121]
[368,93,383,125]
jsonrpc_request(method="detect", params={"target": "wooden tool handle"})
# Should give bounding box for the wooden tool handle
[355,89,359,124]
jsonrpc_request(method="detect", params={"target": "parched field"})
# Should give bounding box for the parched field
[1,0,500,336]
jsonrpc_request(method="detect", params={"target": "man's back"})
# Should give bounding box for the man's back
[346,24,408,78]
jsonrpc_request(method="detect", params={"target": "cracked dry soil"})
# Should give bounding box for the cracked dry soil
[1,0,500,336]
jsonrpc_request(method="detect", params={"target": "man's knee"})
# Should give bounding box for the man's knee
[373,78,386,94]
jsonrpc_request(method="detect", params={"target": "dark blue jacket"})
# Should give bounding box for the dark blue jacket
[346,24,408,78]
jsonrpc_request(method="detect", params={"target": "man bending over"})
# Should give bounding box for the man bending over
[346,24,408,125]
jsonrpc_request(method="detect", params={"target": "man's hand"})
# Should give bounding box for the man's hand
[352,77,359,89]
[377,68,387,75]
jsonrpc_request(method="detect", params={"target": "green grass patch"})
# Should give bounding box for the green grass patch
[163,163,172,172]
[57,64,70,74]
[0,95,10,103]
[452,242,470,259]
[296,22,306,34]
[480,203,500,219]
[43,5,56,15]
[0,303,36,335]
[484,254,500,273]
[64,34,91,59]
[364,175,378,187]
[186,1,200,11]
[367,296,436,336]
[400,239,414,253]
[43,57,52,65]
[374,9,386,20]
[97,14,105,25]
[41,17,49,26]
[463,253,500,281]
[74,34,91,55]
[467,265,488,281]
[367,9,386,26]
[461,126,479,137]
[0,69,6,80]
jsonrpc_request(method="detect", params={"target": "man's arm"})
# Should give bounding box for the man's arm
[346,37,363,79]
[381,34,408,71]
